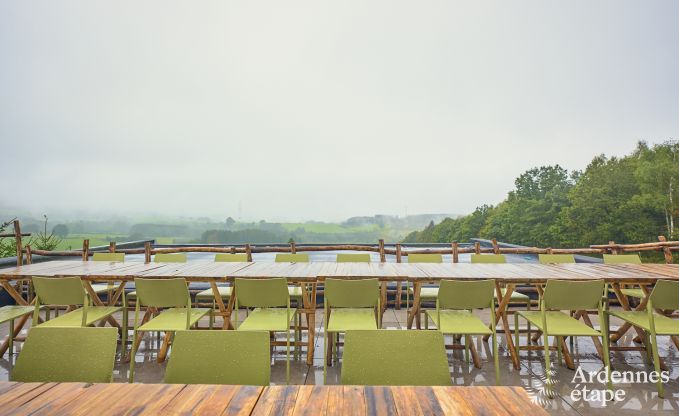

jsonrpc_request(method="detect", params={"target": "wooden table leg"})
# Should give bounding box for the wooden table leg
[1,281,29,305]
[302,282,316,365]
[557,336,575,370]
[610,283,647,343]
[407,282,421,330]
[210,280,232,330]
[498,283,520,370]
[83,281,121,329]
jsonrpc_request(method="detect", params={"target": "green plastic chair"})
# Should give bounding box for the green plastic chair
[128,278,210,382]
[0,305,40,357]
[426,279,500,384]
[91,252,124,295]
[471,254,531,304]
[275,253,308,349]
[235,277,294,383]
[195,253,250,324]
[603,254,645,299]
[606,279,679,398]
[538,254,576,264]
[323,278,380,382]
[407,254,443,328]
[214,253,249,262]
[515,280,611,397]
[275,253,308,299]
[92,252,125,262]
[336,253,371,263]
[32,277,123,335]
[165,330,271,386]
[12,327,118,383]
[154,253,187,263]
[341,330,452,386]
[127,251,189,303]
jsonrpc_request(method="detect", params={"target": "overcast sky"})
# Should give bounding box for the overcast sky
[1,1,678,222]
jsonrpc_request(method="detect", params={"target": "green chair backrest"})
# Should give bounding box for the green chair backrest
[438,279,495,309]
[275,253,309,262]
[325,279,379,308]
[336,253,371,263]
[649,280,679,310]
[154,253,187,263]
[165,330,270,385]
[33,276,86,306]
[543,280,605,310]
[603,254,642,265]
[215,253,249,262]
[470,254,506,264]
[408,253,443,263]
[92,252,125,262]
[235,278,289,307]
[12,327,118,383]
[134,278,190,308]
[341,330,452,386]
[538,254,575,264]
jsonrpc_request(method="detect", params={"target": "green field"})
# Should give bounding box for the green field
[280,222,379,233]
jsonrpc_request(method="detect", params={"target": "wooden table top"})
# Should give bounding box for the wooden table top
[0,382,547,415]
[1,260,678,283]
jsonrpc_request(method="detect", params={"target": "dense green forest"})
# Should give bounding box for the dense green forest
[403,141,679,247]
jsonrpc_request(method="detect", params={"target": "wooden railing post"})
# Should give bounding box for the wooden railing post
[245,244,252,262]
[378,239,386,263]
[109,241,116,253]
[230,246,236,254]
[82,239,90,261]
[658,236,674,264]
[25,245,32,265]
[609,241,618,255]
[144,241,152,263]
[452,242,459,263]
[290,241,296,254]
[491,238,500,255]
[395,244,402,263]
[13,220,23,266]
[474,241,481,255]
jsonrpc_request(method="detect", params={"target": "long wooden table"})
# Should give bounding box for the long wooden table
[1,261,678,368]
[0,381,548,415]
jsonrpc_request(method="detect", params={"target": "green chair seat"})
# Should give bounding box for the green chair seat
[517,310,601,336]
[0,305,36,322]
[37,306,122,327]
[195,286,232,299]
[608,310,679,335]
[495,288,530,301]
[90,284,115,294]
[137,308,210,331]
[288,286,302,298]
[407,286,438,299]
[608,287,645,299]
[12,327,118,383]
[327,308,377,332]
[236,308,292,331]
[426,309,492,335]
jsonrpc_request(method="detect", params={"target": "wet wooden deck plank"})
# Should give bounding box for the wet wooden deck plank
[0,383,547,415]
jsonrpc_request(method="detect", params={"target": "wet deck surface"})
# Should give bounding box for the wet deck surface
[0,308,677,415]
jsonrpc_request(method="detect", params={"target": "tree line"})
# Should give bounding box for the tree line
[403,141,679,247]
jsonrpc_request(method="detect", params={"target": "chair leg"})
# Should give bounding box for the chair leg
[8,319,13,357]
[324,328,328,383]
[129,330,138,383]
[464,335,470,364]
[493,331,500,385]
[649,334,664,398]
[542,331,553,398]
[286,327,291,385]
[514,313,520,351]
